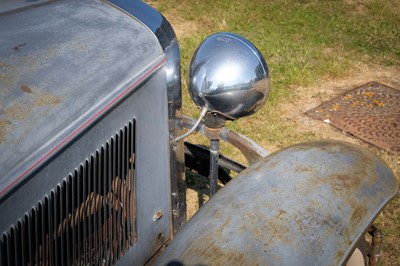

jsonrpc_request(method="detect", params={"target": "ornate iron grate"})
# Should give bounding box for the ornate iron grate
[0,120,137,266]
[306,82,400,155]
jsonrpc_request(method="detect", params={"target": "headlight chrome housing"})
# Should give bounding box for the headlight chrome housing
[188,32,270,120]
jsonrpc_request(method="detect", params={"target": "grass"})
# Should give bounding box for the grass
[156,0,399,107]
[147,0,400,264]
[155,0,400,148]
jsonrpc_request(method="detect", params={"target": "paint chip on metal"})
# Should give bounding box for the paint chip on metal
[306,82,400,155]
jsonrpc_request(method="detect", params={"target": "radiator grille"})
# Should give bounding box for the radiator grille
[1,120,137,266]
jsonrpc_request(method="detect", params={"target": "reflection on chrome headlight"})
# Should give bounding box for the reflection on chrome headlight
[188,32,270,120]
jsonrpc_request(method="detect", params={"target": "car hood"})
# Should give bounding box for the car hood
[0,0,166,198]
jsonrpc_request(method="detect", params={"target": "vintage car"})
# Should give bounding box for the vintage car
[0,0,398,265]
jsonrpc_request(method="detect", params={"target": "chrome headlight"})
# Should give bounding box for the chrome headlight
[188,32,270,120]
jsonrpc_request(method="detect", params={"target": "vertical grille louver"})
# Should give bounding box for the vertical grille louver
[1,120,137,265]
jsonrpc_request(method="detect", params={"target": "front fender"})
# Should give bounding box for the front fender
[157,141,398,266]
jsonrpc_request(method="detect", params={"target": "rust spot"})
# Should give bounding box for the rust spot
[0,120,12,143]
[153,210,163,221]
[0,73,16,88]
[181,238,256,265]
[5,104,32,120]
[336,250,344,260]
[351,206,367,224]
[218,219,230,235]
[31,90,61,107]
[21,85,32,93]
[277,209,287,219]
[34,91,61,107]
[3,90,61,123]
[295,165,316,174]
[329,174,362,194]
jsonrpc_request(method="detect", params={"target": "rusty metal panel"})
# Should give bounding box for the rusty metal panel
[0,0,165,197]
[156,141,398,266]
[306,82,400,155]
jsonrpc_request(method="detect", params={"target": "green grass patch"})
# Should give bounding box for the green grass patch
[154,0,399,108]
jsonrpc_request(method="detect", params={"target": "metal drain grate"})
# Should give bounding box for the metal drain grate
[306,82,400,155]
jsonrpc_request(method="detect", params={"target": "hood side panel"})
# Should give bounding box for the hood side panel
[0,0,164,195]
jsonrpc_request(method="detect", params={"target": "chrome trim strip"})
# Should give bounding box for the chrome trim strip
[107,0,186,233]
